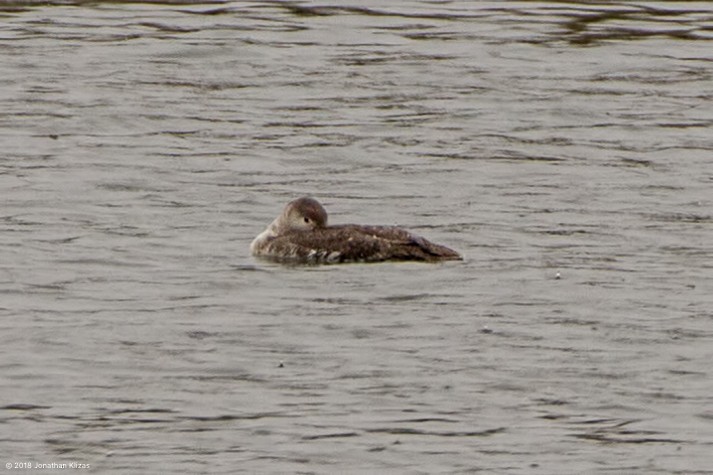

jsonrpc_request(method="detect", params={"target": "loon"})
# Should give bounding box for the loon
[251,197,462,263]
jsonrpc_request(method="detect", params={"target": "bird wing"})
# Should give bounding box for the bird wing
[261,225,460,263]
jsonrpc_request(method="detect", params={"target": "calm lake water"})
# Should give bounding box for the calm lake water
[1,1,712,473]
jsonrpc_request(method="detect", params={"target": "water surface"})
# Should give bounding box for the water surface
[1,1,712,473]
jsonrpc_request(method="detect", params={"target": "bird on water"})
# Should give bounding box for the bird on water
[251,197,462,263]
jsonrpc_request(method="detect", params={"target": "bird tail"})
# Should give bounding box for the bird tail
[400,236,462,262]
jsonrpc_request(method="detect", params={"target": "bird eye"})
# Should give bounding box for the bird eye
[304,217,310,223]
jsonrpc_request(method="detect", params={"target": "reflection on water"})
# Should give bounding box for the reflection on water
[556,4,713,44]
[1,1,712,473]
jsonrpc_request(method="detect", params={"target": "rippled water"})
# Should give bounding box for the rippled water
[1,1,712,473]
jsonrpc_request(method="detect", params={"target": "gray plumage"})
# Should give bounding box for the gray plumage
[251,197,462,264]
